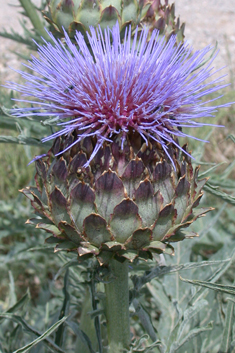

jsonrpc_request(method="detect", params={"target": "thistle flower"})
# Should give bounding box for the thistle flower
[9,23,230,263]
[7,22,232,353]
[8,23,227,166]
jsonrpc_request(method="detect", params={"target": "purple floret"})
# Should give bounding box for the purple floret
[7,22,230,165]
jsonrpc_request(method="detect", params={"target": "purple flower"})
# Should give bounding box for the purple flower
[7,23,229,165]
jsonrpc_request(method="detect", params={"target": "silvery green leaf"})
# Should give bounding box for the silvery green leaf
[173,322,213,353]
[177,299,208,341]
[133,298,158,342]
[218,299,234,353]
[0,313,66,353]
[204,183,235,205]
[55,270,70,348]
[65,321,95,353]
[180,277,235,296]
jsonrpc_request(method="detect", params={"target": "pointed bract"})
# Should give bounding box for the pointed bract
[22,134,211,263]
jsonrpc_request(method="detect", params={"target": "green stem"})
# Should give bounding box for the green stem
[76,288,98,353]
[91,276,103,353]
[104,259,130,353]
[19,0,50,39]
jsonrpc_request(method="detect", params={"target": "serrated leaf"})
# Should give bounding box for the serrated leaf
[173,322,213,352]
[190,248,235,305]
[204,183,235,205]
[177,299,208,341]
[131,334,162,352]
[4,290,30,316]
[0,135,46,146]
[180,277,235,296]
[0,313,66,353]
[218,300,234,353]
[0,29,38,48]
[131,259,230,292]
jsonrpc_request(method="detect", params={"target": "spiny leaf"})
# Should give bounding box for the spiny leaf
[4,290,30,315]
[180,277,235,296]
[0,135,44,146]
[177,299,208,341]
[0,313,66,353]
[0,29,38,48]
[131,258,230,292]
[204,183,235,205]
[173,322,213,352]
[198,162,226,178]
[130,334,163,352]
[190,248,235,305]
[218,300,234,353]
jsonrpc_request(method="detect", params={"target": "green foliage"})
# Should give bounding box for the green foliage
[1,1,235,352]
[0,0,50,51]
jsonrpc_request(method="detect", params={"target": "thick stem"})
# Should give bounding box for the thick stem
[104,259,130,353]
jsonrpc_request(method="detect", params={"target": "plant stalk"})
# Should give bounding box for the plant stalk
[104,258,130,352]
[19,0,50,39]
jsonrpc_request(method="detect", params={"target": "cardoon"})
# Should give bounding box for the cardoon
[7,23,229,352]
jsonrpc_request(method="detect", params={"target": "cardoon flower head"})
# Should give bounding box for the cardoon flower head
[8,22,227,166]
[12,23,230,263]
[10,21,232,353]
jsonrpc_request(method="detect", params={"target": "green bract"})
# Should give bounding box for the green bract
[22,133,211,264]
[43,0,185,43]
